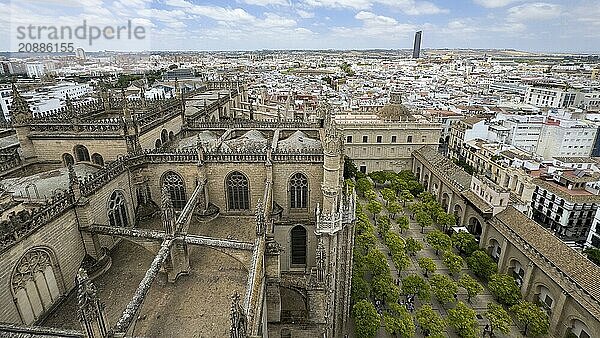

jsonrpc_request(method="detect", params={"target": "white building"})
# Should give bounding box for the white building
[535,118,598,159]
[524,84,581,109]
[26,63,46,78]
[494,112,545,153]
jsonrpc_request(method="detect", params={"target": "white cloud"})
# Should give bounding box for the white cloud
[330,11,416,39]
[296,9,315,18]
[301,0,447,15]
[239,0,289,6]
[507,2,561,21]
[472,0,523,8]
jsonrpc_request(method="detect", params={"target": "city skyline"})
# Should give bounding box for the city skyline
[1,0,599,53]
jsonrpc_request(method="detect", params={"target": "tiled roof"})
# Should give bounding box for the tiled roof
[533,178,600,204]
[494,207,600,312]
[413,145,472,191]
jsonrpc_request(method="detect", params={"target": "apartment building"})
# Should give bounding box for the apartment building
[535,118,598,159]
[531,170,600,244]
[524,83,581,108]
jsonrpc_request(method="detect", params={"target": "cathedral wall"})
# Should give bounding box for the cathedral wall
[205,162,267,215]
[138,115,183,150]
[78,171,137,228]
[0,209,84,324]
[30,137,128,163]
[142,163,198,207]
[275,222,316,272]
[271,163,323,220]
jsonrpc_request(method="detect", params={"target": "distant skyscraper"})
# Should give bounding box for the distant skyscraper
[412,31,422,59]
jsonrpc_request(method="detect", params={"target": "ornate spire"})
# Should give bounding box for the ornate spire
[230,292,247,338]
[77,268,99,321]
[161,186,175,235]
[65,94,75,116]
[255,200,265,236]
[316,239,326,284]
[323,119,342,156]
[77,268,109,338]
[11,83,32,121]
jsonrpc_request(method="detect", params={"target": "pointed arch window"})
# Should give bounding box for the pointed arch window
[12,248,61,324]
[163,172,187,210]
[290,173,308,209]
[108,190,128,228]
[227,171,250,211]
[291,225,307,266]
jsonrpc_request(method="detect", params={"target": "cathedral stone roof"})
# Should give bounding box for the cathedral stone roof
[177,131,219,150]
[3,164,98,199]
[277,131,321,151]
[494,206,600,308]
[413,145,472,191]
[221,130,268,152]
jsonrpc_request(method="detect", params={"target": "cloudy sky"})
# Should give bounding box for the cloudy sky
[1,0,599,52]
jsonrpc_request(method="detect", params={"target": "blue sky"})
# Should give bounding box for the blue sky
[1,0,599,52]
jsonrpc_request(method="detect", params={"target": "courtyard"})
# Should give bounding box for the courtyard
[350,175,534,338]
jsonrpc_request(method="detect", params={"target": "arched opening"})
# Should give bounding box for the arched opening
[162,171,187,210]
[468,216,482,239]
[108,190,128,228]
[91,153,104,166]
[423,173,429,190]
[488,239,501,261]
[415,166,421,181]
[290,173,308,210]
[569,319,591,338]
[74,145,90,162]
[280,286,307,323]
[168,131,174,141]
[161,129,168,143]
[535,285,554,313]
[155,139,162,149]
[62,153,74,167]
[291,225,307,266]
[453,204,463,226]
[442,193,450,212]
[226,171,250,211]
[12,248,62,325]
[509,259,525,287]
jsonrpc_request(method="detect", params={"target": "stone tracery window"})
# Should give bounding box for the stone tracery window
[226,171,250,211]
[108,190,128,228]
[163,171,187,210]
[290,173,308,209]
[12,248,61,324]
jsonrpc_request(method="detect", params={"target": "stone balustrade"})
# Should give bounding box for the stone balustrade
[0,190,75,253]
[187,118,315,130]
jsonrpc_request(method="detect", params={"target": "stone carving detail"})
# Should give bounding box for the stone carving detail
[255,200,265,236]
[323,122,343,156]
[77,268,102,322]
[161,186,175,235]
[316,239,326,285]
[230,292,247,338]
[11,84,32,122]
